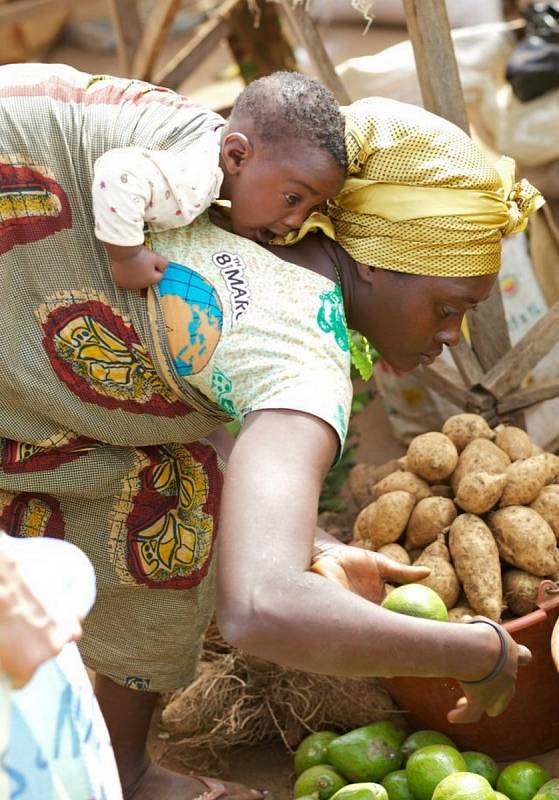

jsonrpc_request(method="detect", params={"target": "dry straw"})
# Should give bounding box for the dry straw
[160,624,401,772]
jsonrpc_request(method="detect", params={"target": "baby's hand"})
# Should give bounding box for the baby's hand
[107,243,168,289]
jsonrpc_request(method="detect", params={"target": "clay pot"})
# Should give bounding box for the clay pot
[384,581,559,760]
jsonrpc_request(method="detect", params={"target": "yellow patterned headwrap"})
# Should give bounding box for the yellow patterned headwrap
[280,97,544,278]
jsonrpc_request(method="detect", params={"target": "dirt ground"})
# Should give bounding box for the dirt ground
[7,1,559,795]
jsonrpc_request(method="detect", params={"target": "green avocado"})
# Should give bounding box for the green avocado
[327,721,407,783]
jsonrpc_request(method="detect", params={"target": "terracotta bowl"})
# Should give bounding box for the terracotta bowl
[383,581,559,760]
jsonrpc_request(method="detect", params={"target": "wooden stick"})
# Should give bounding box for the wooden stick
[481,301,559,398]
[498,379,559,414]
[227,0,296,83]
[402,0,469,132]
[0,0,72,24]
[131,0,181,81]
[420,361,494,412]
[449,335,484,388]
[277,0,351,104]
[107,0,143,75]
[154,0,240,89]
[403,0,516,421]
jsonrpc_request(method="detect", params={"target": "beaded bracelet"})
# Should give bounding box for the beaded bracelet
[461,618,510,685]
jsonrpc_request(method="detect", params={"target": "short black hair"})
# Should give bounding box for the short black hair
[231,71,347,172]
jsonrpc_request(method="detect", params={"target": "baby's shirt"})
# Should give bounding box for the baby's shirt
[92,128,223,246]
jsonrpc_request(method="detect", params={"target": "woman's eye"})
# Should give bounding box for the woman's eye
[285,193,300,207]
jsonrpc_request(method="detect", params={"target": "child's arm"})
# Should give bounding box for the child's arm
[93,139,222,289]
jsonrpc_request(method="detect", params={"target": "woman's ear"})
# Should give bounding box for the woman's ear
[355,262,376,284]
[221,132,253,175]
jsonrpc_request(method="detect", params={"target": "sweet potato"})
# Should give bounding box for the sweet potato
[530,484,559,539]
[447,605,475,622]
[455,471,506,514]
[494,424,533,461]
[541,452,559,484]
[406,432,458,482]
[450,438,511,494]
[441,413,495,452]
[414,536,461,609]
[448,513,502,621]
[489,506,559,576]
[373,471,431,502]
[352,490,415,549]
[405,496,457,549]
[502,569,542,617]
[377,543,411,565]
[347,463,378,509]
[500,455,547,507]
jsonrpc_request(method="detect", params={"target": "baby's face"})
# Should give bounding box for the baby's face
[228,142,344,243]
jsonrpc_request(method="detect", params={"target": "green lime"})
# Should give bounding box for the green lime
[495,794,511,800]
[327,720,407,783]
[295,732,339,776]
[461,752,500,788]
[405,745,467,800]
[294,765,348,800]
[330,783,389,800]
[534,779,559,799]
[401,731,456,764]
[381,584,448,621]
[381,769,415,800]
[497,762,551,800]
[432,771,496,800]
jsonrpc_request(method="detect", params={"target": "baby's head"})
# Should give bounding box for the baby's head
[220,71,347,242]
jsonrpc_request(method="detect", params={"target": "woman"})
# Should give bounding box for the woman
[0,83,538,799]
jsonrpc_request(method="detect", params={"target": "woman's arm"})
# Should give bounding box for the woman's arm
[216,408,530,722]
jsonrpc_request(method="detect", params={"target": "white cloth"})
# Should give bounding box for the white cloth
[93,129,223,246]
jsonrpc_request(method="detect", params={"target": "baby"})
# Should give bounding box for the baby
[92,71,347,289]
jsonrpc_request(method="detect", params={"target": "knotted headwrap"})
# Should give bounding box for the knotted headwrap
[278,97,544,277]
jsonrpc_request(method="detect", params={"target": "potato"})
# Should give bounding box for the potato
[449,513,502,621]
[450,438,511,494]
[352,490,415,549]
[415,536,461,609]
[530,484,559,539]
[441,413,495,452]
[447,605,475,622]
[347,463,377,509]
[407,432,458,482]
[407,547,424,562]
[377,543,411,565]
[493,424,533,461]
[489,506,559,576]
[373,471,431,502]
[455,471,506,514]
[405,496,457,549]
[502,569,542,617]
[500,455,547,506]
[541,452,559,484]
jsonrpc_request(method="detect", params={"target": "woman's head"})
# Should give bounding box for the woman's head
[329,98,543,370]
[332,97,542,278]
[345,262,496,372]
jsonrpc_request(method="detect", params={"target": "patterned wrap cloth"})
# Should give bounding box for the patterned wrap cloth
[0,64,351,691]
[278,97,544,277]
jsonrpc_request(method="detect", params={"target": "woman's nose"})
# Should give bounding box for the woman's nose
[435,324,461,348]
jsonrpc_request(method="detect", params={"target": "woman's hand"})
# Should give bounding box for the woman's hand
[310,541,430,604]
[450,617,531,724]
[0,539,82,688]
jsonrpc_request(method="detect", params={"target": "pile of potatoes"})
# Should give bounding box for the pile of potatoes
[348,413,559,622]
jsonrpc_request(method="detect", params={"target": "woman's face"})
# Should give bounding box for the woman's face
[356,268,497,372]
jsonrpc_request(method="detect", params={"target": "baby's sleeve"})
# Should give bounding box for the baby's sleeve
[93,132,222,246]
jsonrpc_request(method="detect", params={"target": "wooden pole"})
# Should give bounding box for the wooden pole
[227,1,296,84]
[277,0,351,104]
[131,0,181,81]
[108,0,143,75]
[402,0,519,420]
